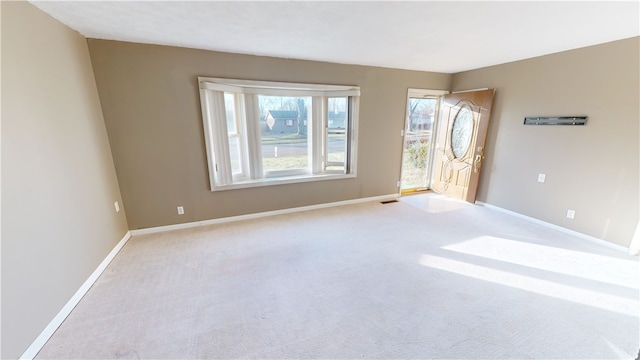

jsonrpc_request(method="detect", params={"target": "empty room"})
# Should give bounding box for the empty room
[2,1,639,359]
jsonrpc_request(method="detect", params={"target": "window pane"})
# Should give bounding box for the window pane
[224,93,237,134]
[327,97,348,171]
[228,136,242,174]
[328,97,347,128]
[327,130,346,170]
[259,96,310,172]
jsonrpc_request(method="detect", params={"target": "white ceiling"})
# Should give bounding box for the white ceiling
[30,1,640,74]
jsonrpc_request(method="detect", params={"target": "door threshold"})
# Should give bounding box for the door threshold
[401,188,432,196]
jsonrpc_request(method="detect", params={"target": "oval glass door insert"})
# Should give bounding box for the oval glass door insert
[451,106,473,158]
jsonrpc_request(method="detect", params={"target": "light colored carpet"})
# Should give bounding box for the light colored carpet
[36,193,639,359]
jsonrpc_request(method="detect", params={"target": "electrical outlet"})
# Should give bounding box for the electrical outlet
[537,173,546,183]
[114,201,120,213]
[177,206,184,215]
[566,209,575,219]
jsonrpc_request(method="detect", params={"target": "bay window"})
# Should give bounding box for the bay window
[198,77,360,191]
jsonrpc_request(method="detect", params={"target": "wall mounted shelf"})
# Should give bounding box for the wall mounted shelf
[524,116,587,126]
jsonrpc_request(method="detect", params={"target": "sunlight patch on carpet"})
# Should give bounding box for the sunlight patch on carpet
[419,254,638,317]
[442,236,639,289]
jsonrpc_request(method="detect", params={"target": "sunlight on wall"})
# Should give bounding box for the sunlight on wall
[419,254,638,317]
[442,236,639,289]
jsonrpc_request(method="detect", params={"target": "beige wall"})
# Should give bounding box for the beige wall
[1,3,129,358]
[87,40,452,229]
[451,37,639,247]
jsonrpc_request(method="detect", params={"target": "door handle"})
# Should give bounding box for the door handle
[473,153,483,173]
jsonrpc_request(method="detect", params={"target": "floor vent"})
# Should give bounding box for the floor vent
[380,200,398,204]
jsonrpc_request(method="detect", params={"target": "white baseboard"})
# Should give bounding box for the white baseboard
[475,201,629,253]
[130,193,400,236]
[20,231,133,360]
[16,196,632,359]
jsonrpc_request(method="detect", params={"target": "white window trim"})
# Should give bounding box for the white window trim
[200,77,360,97]
[199,77,360,191]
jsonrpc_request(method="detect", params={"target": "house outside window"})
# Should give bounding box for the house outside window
[199,77,360,191]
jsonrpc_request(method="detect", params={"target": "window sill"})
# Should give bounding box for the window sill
[211,173,356,192]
